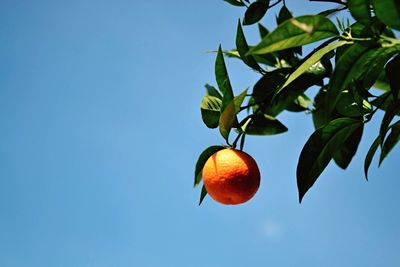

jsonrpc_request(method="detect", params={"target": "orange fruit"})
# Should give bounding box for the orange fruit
[202,148,261,205]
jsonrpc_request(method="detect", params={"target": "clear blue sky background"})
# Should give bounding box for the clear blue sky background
[1,1,399,266]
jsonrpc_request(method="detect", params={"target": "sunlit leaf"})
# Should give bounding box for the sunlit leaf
[219,88,248,141]
[248,15,338,55]
[201,95,222,128]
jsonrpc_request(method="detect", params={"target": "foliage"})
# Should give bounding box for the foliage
[195,0,400,203]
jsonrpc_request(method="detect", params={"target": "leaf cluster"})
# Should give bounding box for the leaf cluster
[195,0,400,204]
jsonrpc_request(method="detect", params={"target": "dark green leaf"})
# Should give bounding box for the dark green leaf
[244,114,288,135]
[252,69,289,103]
[199,185,208,206]
[223,0,246,6]
[312,87,330,129]
[286,94,311,112]
[333,123,364,169]
[380,120,400,165]
[277,5,292,25]
[205,84,222,99]
[348,0,371,25]
[266,73,324,117]
[327,43,397,118]
[215,46,234,112]
[371,0,400,30]
[297,118,363,202]
[248,15,339,55]
[385,53,400,99]
[243,1,270,25]
[236,20,262,71]
[370,92,400,115]
[335,89,371,117]
[379,101,399,145]
[219,88,248,141]
[201,95,222,128]
[258,23,270,38]
[194,145,225,187]
[364,135,380,180]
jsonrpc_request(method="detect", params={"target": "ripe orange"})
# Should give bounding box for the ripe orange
[202,148,261,205]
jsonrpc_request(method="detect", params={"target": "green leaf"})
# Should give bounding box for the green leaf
[327,43,395,118]
[248,15,339,55]
[258,23,270,38]
[266,73,324,117]
[236,20,262,71]
[223,0,246,6]
[286,94,312,112]
[244,114,288,135]
[380,120,400,166]
[312,87,330,129]
[201,95,222,128]
[205,84,222,99]
[215,46,234,112]
[252,69,289,103]
[348,0,372,25]
[199,185,208,206]
[194,145,225,187]
[385,53,400,99]
[364,135,380,180]
[333,123,364,169]
[243,1,270,25]
[379,101,399,146]
[297,118,363,202]
[277,5,292,25]
[277,40,350,96]
[371,0,400,30]
[370,92,400,115]
[335,89,370,117]
[219,88,248,141]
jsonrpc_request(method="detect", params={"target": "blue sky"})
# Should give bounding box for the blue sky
[0,0,399,266]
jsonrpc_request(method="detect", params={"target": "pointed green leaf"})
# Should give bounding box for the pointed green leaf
[194,145,225,187]
[385,53,400,99]
[236,20,262,71]
[297,118,363,202]
[215,46,234,112]
[371,0,400,30]
[199,185,208,206]
[248,15,338,55]
[244,114,288,135]
[258,23,270,38]
[379,101,399,146]
[380,120,400,165]
[364,135,380,180]
[219,88,248,141]
[348,0,372,25]
[333,123,364,169]
[205,84,222,99]
[277,5,292,25]
[243,1,270,25]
